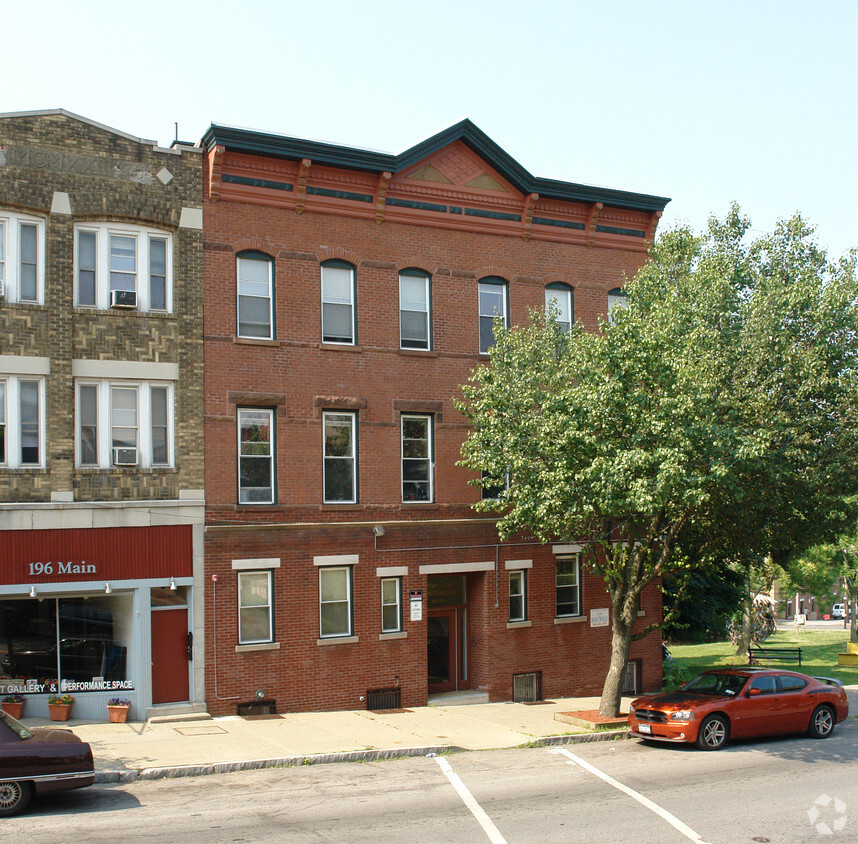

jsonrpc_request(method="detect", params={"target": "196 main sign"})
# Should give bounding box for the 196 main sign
[28,561,97,577]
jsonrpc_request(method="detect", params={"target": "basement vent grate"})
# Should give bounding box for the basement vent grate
[237,699,276,716]
[366,687,401,710]
[513,672,542,703]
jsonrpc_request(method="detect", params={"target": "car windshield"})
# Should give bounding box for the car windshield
[0,709,34,740]
[682,673,748,697]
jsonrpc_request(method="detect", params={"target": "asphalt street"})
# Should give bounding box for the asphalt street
[8,718,858,844]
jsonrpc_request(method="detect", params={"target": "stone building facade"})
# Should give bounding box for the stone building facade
[0,110,205,720]
[201,119,670,715]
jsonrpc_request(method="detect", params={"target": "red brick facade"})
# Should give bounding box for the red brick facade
[201,121,669,714]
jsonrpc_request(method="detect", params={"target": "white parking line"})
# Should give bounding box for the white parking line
[548,747,711,844]
[433,756,508,844]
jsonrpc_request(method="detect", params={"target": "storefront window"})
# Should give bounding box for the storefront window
[0,596,132,695]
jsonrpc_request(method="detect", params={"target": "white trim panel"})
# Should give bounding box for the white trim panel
[504,559,533,570]
[72,359,179,381]
[376,566,408,577]
[314,554,359,567]
[0,355,50,375]
[231,558,281,570]
[419,561,494,575]
[552,544,582,555]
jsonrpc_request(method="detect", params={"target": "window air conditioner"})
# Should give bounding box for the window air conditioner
[110,289,137,309]
[112,447,138,466]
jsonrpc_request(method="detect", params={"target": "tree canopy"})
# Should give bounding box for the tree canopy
[457,206,858,715]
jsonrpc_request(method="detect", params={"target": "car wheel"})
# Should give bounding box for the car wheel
[696,715,728,750]
[0,780,33,817]
[809,705,835,739]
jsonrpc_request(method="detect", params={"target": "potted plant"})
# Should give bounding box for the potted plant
[1,694,25,719]
[106,698,132,723]
[47,693,74,722]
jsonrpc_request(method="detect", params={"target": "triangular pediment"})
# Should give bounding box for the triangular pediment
[399,140,519,197]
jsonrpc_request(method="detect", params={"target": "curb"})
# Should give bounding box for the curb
[93,729,630,783]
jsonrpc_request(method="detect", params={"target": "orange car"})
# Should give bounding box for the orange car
[628,667,849,750]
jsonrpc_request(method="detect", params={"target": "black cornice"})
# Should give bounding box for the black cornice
[200,120,670,213]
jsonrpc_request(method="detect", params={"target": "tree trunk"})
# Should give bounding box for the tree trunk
[733,591,754,656]
[598,617,633,718]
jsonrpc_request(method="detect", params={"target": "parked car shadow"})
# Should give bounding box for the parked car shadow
[27,784,141,816]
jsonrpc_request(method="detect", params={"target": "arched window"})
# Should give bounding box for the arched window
[399,268,432,350]
[321,260,357,344]
[478,276,508,353]
[545,283,574,332]
[607,287,628,323]
[236,251,274,339]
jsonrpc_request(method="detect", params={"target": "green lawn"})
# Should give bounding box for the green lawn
[668,628,858,687]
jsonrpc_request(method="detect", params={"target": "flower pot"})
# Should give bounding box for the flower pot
[107,705,129,724]
[1,702,24,719]
[48,703,72,722]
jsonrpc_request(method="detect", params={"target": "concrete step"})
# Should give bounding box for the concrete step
[428,691,490,707]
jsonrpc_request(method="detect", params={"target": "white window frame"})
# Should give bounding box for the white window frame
[236,253,274,340]
[73,222,173,312]
[0,211,46,304]
[74,380,174,468]
[238,570,274,645]
[319,566,353,638]
[237,407,275,504]
[478,278,508,354]
[0,375,45,468]
[545,284,573,333]
[381,577,402,633]
[607,288,628,323]
[399,270,431,350]
[509,570,527,622]
[323,410,357,504]
[401,414,433,503]
[321,261,356,345]
[556,554,582,618]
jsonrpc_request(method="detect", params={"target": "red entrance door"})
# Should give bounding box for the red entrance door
[151,608,189,704]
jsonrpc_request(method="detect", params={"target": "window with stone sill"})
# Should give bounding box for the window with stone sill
[237,252,274,340]
[545,283,574,333]
[399,269,431,350]
[0,376,44,468]
[319,566,353,638]
[76,380,173,469]
[0,211,45,305]
[75,223,172,312]
[321,261,356,345]
[238,570,274,644]
[478,277,508,353]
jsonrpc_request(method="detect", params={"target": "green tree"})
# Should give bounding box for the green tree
[458,206,858,716]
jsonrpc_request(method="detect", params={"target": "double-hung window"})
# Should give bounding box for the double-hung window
[556,555,581,617]
[237,253,274,339]
[399,269,431,350]
[238,408,274,503]
[321,261,356,344]
[76,381,173,468]
[545,283,573,333]
[0,376,44,468]
[607,287,628,323]
[319,566,352,638]
[401,414,433,502]
[0,211,45,304]
[323,411,356,503]
[509,570,527,622]
[74,223,172,311]
[478,277,508,353]
[238,570,274,644]
[381,577,402,633]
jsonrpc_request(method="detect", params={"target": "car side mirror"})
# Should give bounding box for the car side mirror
[748,688,762,696]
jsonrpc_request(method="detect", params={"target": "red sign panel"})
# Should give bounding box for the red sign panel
[0,525,193,585]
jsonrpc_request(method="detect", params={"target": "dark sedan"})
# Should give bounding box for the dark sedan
[0,709,94,815]
[628,667,849,750]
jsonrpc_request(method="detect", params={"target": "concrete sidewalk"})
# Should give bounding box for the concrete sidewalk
[23,695,635,783]
[21,684,858,783]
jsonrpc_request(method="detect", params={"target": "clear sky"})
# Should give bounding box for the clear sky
[6,0,856,257]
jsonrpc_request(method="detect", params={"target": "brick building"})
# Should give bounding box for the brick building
[201,119,669,715]
[0,110,205,720]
